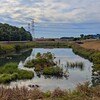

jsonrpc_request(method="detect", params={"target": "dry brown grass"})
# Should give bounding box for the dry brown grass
[79,40,100,51]
[0,83,100,100]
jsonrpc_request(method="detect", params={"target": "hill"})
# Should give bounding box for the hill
[0,23,32,41]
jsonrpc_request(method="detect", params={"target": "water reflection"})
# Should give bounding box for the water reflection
[0,49,32,66]
[66,65,84,71]
[0,48,94,91]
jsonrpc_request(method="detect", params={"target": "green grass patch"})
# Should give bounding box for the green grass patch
[0,63,34,83]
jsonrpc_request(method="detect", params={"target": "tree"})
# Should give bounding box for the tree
[0,23,32,41]
[80,34,84,39]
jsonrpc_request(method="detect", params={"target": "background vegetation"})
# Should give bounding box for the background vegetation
[0,42,36,56]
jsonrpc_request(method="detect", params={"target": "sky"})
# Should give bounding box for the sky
[0,0,100,38]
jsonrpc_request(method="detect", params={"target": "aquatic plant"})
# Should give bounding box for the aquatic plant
[66,61,84,68]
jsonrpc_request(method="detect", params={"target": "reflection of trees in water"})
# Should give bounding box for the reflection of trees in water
[0,49,32,66]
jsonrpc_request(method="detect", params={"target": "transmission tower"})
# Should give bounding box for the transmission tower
[31,19,35,41]
[28,23,30,32]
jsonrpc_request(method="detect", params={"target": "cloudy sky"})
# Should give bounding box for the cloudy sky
[0,0,100,38]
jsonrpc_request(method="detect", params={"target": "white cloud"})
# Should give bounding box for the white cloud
[0,0,100,26]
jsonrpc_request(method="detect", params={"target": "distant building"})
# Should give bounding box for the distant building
[92,34,100,39]
[60,37,74,41]
[35,38,55,41]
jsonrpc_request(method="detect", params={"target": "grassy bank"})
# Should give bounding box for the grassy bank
[72,43,100,73]
[0,63,34,83]
[35,41,72,48]
[0,42,36,56]
[0,82,99,100]
[0,41,71,56]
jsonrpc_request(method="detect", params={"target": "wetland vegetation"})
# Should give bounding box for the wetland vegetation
[0,82,100,100]
[0,41,100,100]
[25,52,64,76]
[0,42,36,56]
[0,63,34,83]
[72,43,100,76]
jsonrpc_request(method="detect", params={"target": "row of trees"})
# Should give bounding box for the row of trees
[0,23,32,41]
[80,34,100,39]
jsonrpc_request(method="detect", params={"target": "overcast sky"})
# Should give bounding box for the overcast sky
[0,0,100,37]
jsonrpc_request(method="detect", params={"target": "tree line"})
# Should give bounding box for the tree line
[0,23,32,41]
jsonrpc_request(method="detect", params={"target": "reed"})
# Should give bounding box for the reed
[67,61,84,68]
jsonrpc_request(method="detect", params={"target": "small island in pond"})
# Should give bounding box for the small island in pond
[24,52,64,76]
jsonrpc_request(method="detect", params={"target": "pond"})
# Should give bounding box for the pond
[0,48,94,91]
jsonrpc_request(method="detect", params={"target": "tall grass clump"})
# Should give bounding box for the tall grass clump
[67,61,84,70]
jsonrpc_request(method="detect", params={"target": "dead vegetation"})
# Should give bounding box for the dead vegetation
[79,40,100,51]
[0,83,100,100]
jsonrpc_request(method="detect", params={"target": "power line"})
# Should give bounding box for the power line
[35,22,100,24]
[34,29,97,33]
[35,26,98,29]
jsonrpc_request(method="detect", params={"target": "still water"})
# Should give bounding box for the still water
[0,48,93,91]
